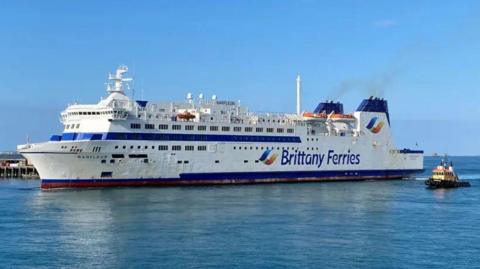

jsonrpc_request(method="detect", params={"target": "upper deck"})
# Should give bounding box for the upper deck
[54,66,391,142]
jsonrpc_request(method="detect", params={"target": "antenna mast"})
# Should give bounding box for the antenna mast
[296,74,301,115]
[107,65,132,95]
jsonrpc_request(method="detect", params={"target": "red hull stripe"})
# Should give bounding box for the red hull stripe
[41,169,423,189]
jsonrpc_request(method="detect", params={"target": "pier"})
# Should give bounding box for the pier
[0,152,39,179]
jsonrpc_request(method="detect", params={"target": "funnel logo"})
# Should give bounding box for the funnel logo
[366,117,385,134]
[259,149,278,165]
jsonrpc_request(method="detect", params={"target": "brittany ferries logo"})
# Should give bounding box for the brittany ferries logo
[366,117,385,134]
[259,149,361,167]
[259,149,278,165]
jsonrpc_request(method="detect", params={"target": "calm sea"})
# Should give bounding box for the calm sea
[1,156,480,268]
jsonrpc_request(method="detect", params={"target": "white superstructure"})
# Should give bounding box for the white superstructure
[18,66,423,189]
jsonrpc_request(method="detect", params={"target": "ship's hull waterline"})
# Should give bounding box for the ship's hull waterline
[40,169,422,189]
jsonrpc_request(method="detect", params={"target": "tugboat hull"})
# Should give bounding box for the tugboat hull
[425,179,470,188]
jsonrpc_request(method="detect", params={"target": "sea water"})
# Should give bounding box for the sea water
[1,156,479,268]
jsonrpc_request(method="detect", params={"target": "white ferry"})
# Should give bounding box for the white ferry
[18,66,423,189]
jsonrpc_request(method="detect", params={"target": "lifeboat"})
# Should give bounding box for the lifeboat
[177,111,196,120]
[330,114,355,120]
[303,112,354,121]
[302,112,327,119]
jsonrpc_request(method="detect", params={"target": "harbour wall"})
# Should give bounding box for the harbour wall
[0,152,39,179]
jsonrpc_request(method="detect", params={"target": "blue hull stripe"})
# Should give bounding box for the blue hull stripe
[41,169,424,188]
[179,169,423,180]
[52,132,302,143]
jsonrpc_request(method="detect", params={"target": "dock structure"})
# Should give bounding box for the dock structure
[0,152,39,179]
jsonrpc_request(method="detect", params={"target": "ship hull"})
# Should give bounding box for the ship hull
[21,133,424,189]
[41,169,423,189]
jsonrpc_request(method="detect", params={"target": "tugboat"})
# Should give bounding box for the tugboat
[425,158,470,188]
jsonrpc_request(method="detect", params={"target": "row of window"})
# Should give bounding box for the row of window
[131,123,295,134]
[98,158,276,166]
[433,172,453,176]
[114,145,208,151]
[68,111,114,116]
[65,124,81,130]
[105,133,300,143]
[233,146,320,151]
[101,158,295,166]
[111,144,320,152]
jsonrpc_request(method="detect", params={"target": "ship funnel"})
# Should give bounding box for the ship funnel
[356,97,390,123]
[314,101,344,114]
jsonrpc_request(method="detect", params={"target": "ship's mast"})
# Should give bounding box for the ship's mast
[107,65,132,95]
[296,74,302,115]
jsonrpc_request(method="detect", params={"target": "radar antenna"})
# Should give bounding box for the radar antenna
[107,65,133,94]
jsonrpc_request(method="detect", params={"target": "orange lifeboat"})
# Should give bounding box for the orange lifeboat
[302,112,327,119]
[330,114,355,120]
[177,111,196,120]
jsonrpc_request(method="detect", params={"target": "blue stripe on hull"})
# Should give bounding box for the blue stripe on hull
[41,169,424,189]
[55,132,302,143]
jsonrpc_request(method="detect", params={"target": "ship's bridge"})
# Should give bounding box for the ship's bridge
[61,93,133,123]
[60,105,129,123]
[59,67,136,127]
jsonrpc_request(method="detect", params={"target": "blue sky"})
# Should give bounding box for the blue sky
[1,1,480,155]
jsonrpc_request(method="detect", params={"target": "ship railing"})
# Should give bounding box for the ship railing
[306,131,356,137]
[390,149,424,154]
